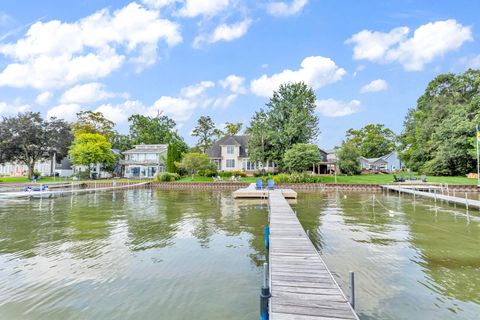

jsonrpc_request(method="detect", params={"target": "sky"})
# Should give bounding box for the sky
[0,0,479,148]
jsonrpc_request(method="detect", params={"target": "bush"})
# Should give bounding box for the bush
[274,172,323,183]
[197,168,217,177]
[32,169,42,179]
[253,171,263,177]
[155,172,180,182]
[73,170,90,180]
[219,171,247,177]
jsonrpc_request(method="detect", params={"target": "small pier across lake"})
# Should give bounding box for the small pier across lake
[382,184,480,210]
[267,190,358,320]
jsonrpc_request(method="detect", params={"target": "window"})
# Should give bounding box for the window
[226,145,234,154]
[226,159,235,168]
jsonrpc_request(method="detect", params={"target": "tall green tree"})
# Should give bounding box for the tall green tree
[72,111,115,138]
[111,131,133,152]
[69,133,115,178]
[177,152,215,178]
[247,82,319,169]
[191,116,218,153]
[128,114,186,150]
[400,69,480,175]
[166,143,183,173]
[346,124,397,158]
[337,140,362,175]
[283,143,320,172]
[0,112,72,178]
[224,122,242,136]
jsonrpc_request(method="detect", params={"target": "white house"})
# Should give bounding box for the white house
[206,135,276,173]
[360,151,402,172]
[0,160,53,177]
[121,144,167,178]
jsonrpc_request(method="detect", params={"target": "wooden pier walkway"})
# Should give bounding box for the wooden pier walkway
[382,185,480,209]
[268,190,358,320]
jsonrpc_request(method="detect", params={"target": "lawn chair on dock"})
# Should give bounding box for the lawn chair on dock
[410,174,416,181]
[256,179,263,190]
[421,175,427,183]
[267,179,275,190]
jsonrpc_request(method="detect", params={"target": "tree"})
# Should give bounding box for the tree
[224,122,242,136]
[283,144,320,172]
[166,143,183,173]
[337,141,361,175]
[247,82,319,169]
[400,69,480,175]
[177,152,215,178]
[111,131,133,152]
[128,114,187,150]
[346,124,397,158]
[69,133,115,178]
[72,111,114,138]
[0,112,72,178]
[191,116,217,153]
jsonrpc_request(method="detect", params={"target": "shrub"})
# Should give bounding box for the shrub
[73,170,90,180]
[253,171,263,177]
[155,172,180,182]
[219,171,247,177]
[273,172,323,183]
[33,169,42,179]
[197,168,217,177]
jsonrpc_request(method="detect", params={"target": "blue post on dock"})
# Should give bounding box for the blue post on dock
[264,226,269,250]
[260,262,270,320]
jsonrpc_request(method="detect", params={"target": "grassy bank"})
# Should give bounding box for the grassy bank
[174,173,477,185]
[1,174,476,185]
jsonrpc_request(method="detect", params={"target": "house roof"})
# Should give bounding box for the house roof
[206,135,250,158]
[123,144,168,154]
[361,156,388,164]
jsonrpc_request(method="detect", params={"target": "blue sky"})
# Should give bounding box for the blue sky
[0,0,479,148]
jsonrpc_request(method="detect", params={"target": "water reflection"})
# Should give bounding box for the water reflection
[0,190,267,320]
[293,191,480,320]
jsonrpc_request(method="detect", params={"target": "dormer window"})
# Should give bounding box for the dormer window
[227,145,234,154]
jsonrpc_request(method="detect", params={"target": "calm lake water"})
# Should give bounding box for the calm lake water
[0,190,268,320]
[293,191,480,320]
[0,189,479,319]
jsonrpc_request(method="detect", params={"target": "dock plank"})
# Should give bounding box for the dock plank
[268,190,358,320]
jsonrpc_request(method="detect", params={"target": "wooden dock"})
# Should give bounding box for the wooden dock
[268,190,358,320]
[232,183,297,199]
[382,185,480,209]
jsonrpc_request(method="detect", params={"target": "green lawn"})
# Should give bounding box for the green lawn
[175,176,257,183]
[319,173,478,185]
[175,173,478,185]
[2,173,476,185]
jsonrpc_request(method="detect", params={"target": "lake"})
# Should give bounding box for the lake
[0,189,479,319]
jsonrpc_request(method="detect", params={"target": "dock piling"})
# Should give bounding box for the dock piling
[260,262,270,320]
[349,271,355,310]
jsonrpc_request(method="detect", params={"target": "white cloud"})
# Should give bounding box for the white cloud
[459,54,480,69]
[346,27,409,62]
[211,19,252,43]
[266,0,309,17]
[219,75,247,94]
[35,91,53,105]
[178,0,230,18]
[95,100,145,123]
[346,20,472,71]
[180,81,215,99]
[60,82,125,104]
[149,96,197,122]
[212,94,237,108]
[360,79,388,93]
[0,3,182,89]
[250,55,346,97]
[47,104,81,121]
[316,99,361,117]
[0,101,30,115]
[195,19,252,46]
[141,0,181,9]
